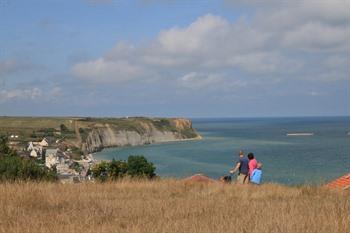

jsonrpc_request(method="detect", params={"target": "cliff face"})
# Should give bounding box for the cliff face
[80,118,200,153]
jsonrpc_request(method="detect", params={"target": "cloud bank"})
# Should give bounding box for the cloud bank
[3,0,350,116]
[71,0,350,94]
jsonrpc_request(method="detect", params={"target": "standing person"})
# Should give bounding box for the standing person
[230,150,249,184]
[248,153,258,179]
[250,163,263,185]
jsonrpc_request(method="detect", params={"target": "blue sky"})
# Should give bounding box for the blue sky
[1,0,350,117]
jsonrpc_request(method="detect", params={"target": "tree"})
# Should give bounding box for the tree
[127,155,155,178]
[0,135,14,156]
[0,155,57,182]
[0,135,57,182]
[109,159,128,180]
[91,161,109,182]
[60,124,69,133]
[91,155,156,181]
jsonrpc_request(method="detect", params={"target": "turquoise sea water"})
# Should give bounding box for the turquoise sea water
[94,117,350,185]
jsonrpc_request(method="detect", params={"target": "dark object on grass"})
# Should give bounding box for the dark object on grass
[220,175,232,183]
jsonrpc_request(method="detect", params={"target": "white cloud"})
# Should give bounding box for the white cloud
[179,72,223,90]
[0,86,68,103]
[283,22,350,52]
[72,0,350,87]
[254,0,350,51]
[300,0,350,24]
[308,91,325,97]
[71,14,285,86]
[0,88,42,102]
[71,58,144,83]
[157,14,229,55]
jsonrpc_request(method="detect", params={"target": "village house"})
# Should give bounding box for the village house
[45,148,59,169]
[27,138,49,158]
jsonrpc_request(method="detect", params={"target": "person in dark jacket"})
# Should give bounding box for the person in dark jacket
[230,150,249,184]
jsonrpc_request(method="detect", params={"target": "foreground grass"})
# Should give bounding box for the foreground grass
[0,180,349,233]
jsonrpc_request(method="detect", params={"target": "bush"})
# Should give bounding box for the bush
[109,159,128,180]
[0,155,57,182]
[0,135,11,155]
[91,161,110,182]
[92,155,155,181]
[127,155,155,178]
[0,135,57,182]
[0,135,15,156]
[60,124,69,133]
[38,128,55,137]
[92,159,128,181]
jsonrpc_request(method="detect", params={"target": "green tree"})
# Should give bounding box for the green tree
[91,155,156,181]
[60,124,69,133]
[0,135,15,156]
[127,155,155,178]
[0,156,57,182]
[0,135,57,182]
[91,161,109,182]
[109,159,128,180]
[0,135,10,155]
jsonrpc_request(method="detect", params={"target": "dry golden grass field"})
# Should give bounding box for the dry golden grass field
[0,180,349,233]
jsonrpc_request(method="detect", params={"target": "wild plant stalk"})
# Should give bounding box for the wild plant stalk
[0,180,349,233]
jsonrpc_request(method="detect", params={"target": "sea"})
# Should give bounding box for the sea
[94,117,350,185]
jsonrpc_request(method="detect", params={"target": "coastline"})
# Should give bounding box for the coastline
[92,134,203,160]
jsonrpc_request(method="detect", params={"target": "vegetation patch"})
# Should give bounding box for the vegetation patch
[92,155,156,181]
[153,119,177,132]
[0,135,57,182]
[180,128,198,138]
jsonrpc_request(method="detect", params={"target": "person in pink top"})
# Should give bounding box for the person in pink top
[247,153,257,179]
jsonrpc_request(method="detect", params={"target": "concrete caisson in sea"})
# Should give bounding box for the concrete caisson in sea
[286,133,314,136]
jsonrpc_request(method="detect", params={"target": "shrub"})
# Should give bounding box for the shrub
[0,135,57,182]
[127,155,155,178]
[91,161,110,182]
[92,155,155,181]
[0,135,15,156]
[0,135,11,155]
[109,159,128,180]
[38,128,55,137]
[60,124,69,133]
[0,155,57,182]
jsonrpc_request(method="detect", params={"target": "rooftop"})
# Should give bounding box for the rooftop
[326,173,350,190]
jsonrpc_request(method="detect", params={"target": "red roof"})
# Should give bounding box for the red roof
[183,174,217,184]
[326,173,350,190]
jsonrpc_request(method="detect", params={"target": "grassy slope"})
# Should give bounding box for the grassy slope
[0,181,349,233]
[0,117,77,144]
